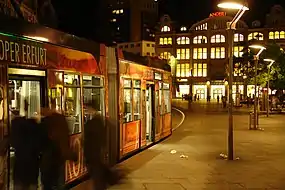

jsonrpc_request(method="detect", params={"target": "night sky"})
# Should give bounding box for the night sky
[51,0,285,41]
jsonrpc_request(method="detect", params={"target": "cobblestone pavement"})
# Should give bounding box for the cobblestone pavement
[72,104,285,190]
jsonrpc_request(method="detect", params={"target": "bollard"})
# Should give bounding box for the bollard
[249,112,259,130]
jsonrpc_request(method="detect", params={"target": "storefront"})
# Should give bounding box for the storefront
[193,85,207,100]
[118,57,172,158]
[211,85,225,99]
[0,31,106,188]
[176,84,189,98]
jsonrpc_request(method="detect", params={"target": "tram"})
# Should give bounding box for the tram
[0,16,172,189]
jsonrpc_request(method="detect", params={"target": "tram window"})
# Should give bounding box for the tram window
[159,82,163,115]
[49,88,62,111]
[133,80,141,120]
[64,74,80,86]
[8,80,41,118]
[64,87,82,134]
[64,74,82,134]
[163,83,171,113]
[83,76,104,123]
[123,79,132,123]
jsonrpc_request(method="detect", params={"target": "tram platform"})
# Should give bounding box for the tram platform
[71,108,184,190]
[72,107,285,190]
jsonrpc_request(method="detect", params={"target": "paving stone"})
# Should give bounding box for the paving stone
[143,183,185,190]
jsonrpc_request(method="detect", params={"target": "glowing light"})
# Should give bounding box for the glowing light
[218,2,249,10]
[249,45,266,50]
[264,59,274,62]
[24,36,49,42]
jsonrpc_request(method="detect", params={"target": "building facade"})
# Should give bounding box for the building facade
[118,40,155,57]
[108,0,158,43]
[155,6,285,100]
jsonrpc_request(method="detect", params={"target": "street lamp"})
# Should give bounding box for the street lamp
[264,58,275,117]
[217,0,249,161]
[249,44,266,129]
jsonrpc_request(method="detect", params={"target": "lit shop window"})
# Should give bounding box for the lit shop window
[160,52,172,60]
[193,63,207,77]
[177,37,190,45]
[193,48,207,59]
[248,32,264,41]
[161,25,170,32]
[195,23,207,30]
[211,34,226,43]
[180,26,187,31]
[159,37,172,45]
[269,31,285,39]
[176,63,191,77]
[123,79,141,123]
[234,46,244,57]
[176,49,190,60]
[193,36,207,44]
[234,33,244,42]
[211,47,226,59]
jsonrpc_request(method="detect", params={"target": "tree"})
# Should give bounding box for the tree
[237,42,285,100]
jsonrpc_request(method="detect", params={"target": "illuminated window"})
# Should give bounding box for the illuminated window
[193,63,207,77]
[211,47,226,59]
[176,49,190,60]
[120,9,124,13]
[269,31,285,39]
[193,36,207,44]
[161,26,171,32]
[160,52,172,60]
[211,34,226,43]
[234,33,244,42]
[168,37,172,44]
[159,37,172,45]
[176,64,181,77]
[177,36,190,45]
[195,23,207,30]
[193,48,207,59]
[176,64,191,77]
[248,32,264,41]
[181,26,187,31]
[234,62,242,77]
[234,46,244,57]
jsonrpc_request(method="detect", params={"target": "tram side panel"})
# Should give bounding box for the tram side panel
[0,64,8,190]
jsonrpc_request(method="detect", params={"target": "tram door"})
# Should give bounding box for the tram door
[7,68,46,189]
[145,84,155,144]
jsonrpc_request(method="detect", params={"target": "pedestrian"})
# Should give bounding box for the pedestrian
[40,108,77,190]
[11,107,43,190]
[217,95,220,103]
[83,106,126,190]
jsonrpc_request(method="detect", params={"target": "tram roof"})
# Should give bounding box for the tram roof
[120,51,171,72]
[0,14,101,61]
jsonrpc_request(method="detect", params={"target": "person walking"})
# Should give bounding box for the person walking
[83,107,126,190]
[11,109,42,190]
[40,109,77,190]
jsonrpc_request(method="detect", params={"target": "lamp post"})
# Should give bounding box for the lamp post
[264,58,275,117]
[217,0,249,160]
[249,45,266,129]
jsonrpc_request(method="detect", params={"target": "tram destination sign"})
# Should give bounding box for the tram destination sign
[0,39,47,66]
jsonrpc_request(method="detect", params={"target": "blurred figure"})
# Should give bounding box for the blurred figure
[11,100,43,190]
[84,107,126,190]
[40,108,77,190]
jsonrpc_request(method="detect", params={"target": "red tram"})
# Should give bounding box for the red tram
[0,17,172,189]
